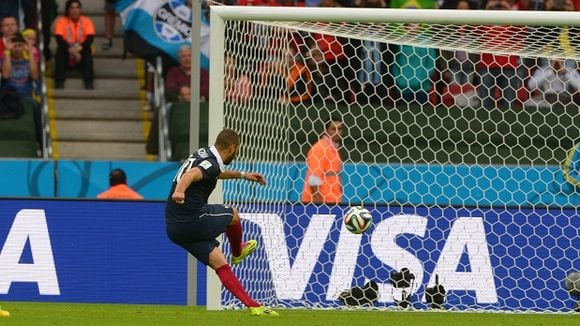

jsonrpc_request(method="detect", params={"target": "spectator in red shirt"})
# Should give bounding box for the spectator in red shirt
[515,0,579,10]
[225,55,253,104]
[166,45,192,102]
[309,0,354,104]
[476,0,524,109]
[0,16,19,60]
[165,44,210,103]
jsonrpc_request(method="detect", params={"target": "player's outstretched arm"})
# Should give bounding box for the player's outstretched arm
[219,170,267,185]
[244,172,267,185]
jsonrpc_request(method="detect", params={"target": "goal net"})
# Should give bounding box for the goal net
[208,6,580,312]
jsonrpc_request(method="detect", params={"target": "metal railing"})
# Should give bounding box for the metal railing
[153,56,172,162]
[37,0,52,159]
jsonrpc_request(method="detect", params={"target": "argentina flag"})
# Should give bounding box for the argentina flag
[113,0,210,69]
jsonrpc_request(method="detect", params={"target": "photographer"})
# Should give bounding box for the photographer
[1,32,41,153]
[1,33,39,103]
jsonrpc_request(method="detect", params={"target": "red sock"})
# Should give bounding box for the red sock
[226,219,242,257]
[216,265,260,307]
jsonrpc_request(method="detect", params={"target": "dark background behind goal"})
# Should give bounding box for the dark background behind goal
[167,102,577,166]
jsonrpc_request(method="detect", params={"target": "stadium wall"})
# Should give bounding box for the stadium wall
[228,162,579,208]
[1,160,577,208]
[0,160,180,199]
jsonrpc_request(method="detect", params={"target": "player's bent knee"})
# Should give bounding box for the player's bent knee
[208,247,228,270]
[230,207,240,225]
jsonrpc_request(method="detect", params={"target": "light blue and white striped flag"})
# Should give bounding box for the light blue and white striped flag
[113,0,209,69]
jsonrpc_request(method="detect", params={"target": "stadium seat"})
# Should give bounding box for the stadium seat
[0,100,38,158]
[0,140,38,157]
[168,101,208,161]
[168,102,190,161]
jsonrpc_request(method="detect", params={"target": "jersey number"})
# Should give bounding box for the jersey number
[173,158,195,183]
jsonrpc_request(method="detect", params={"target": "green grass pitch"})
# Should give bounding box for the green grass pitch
[0,302,578,325]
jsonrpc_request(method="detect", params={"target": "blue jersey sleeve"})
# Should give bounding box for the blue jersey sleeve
[197,159,220,181]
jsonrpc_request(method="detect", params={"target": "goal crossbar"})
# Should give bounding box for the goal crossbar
[211,6,580,26]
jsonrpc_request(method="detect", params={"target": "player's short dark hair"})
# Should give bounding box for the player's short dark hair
[215,128,240,149]
[109,168,127,186]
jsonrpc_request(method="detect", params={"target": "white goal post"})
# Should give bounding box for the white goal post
[206,6,580,312]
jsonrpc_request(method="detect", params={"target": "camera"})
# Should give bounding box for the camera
[425,274,447,309]
[390,267,415,288]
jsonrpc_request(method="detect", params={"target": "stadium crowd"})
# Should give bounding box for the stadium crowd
[186,0,579,111]
[1,0,579,160]
[146,0,580,160]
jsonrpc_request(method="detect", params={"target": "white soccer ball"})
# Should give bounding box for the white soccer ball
[344,206,373,234]
[565,271,580,296]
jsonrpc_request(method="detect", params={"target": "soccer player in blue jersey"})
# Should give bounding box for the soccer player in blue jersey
[166,129,279,317]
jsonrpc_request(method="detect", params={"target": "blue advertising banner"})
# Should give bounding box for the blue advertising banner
[0,199,186,304]
[226,204,579,312]
[0,160,179,200]
[227,162,579,208]
[0,160,54,197]
[1,199,577,310]
[56,160,178,199]
[1,160,576,209]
